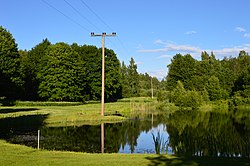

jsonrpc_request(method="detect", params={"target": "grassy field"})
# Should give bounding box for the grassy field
[0,140,249,166]
[0,97,159,126]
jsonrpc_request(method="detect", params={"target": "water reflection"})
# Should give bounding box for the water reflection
[0,109,250,156]
[167,109,250,157]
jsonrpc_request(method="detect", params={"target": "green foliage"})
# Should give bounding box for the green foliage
[185,90,203,109]
[152,131,167,154]
[0,25,160,102]
[165,52,249,103]
[166,54,196,90]
[104,49,122,101]
[157,90,168,102]
[127,57,139,96]
[38,43,86,101]
[20,39,51,100]
[121,58,159,98]
[0,26,23,99]
[170,81,203,110]
[205,76,229,101]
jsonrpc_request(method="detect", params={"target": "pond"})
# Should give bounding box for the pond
[0,108,250,157]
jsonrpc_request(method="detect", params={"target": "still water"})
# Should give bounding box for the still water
[0,109,250,156]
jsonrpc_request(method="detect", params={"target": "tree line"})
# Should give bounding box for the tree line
[0,26,159,102]
[160,50,250,108]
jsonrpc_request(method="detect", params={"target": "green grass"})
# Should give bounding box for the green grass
[0,97,159,126]
[0,140,152,166]
[0,140,249,166]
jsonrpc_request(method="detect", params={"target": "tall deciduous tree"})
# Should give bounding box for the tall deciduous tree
[21,39,51,100]
[104,48,122,101]
[166,54,196,90]
[72,44,122,102]
[0,26,23,99]
[38,43,86,101]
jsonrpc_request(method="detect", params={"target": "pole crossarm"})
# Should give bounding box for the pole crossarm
[91,32,116,37]
[90,32,116,116]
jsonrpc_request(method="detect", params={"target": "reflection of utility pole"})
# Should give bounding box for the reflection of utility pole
[101,123,104,153]
[91,32,116,116]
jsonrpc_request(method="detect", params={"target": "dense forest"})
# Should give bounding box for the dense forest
[0,26,160,102]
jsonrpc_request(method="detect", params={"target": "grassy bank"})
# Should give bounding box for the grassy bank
[0,97,159,126]
[1,140,249,166]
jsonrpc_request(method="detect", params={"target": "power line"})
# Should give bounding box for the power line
[79,0,113,32]
[79,1,131,58]
[41,0,90,32]
[63,0,102,32]
[42,0,130,61]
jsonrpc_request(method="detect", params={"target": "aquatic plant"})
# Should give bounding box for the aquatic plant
[152,131,164,154]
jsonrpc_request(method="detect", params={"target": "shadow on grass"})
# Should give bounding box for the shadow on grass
[0,108,39,114]
[146,155,250,166]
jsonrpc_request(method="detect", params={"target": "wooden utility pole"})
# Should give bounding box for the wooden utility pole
[151,78,154,99]
[91,32,116,116]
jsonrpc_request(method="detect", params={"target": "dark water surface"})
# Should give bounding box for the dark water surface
[0,109,250,156]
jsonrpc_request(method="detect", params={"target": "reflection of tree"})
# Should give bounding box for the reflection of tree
[38,116,166,153]
[167,110,250,157]
[0,114,48,147]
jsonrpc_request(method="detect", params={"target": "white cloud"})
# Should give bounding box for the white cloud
[138,39,250,58]
[157,54,173,59]
[235,27,246,32]
[138,41,201,54]
[244,33,250,38]
[148,70,168,80]
[135,61,143,65]
[185,30,197,35]
[208,44,250,57]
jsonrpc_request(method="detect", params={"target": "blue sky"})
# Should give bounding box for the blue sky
[1,0,250,79]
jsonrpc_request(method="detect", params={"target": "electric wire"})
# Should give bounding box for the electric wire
[79,0,113,32]
[79,0,131,58]
[42,0,130,60]
[63,0,102,32]
[41,0,90,32]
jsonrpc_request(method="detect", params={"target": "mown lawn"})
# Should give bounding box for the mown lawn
[0,140,152,166]
[1,140,249,166]
[0,97,158,126]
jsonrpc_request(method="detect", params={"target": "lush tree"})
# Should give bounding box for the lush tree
[74,44,101,101]
[127,57,139,97]
[185,90,203,109]
[205,76,225,101]
[104,48,122,101]
[166,54,197,90]
[21,39,51,100]
[170,81,203,109]
[121,61,130,98]
[72,44,122,102]
[0,26,23,99]
[170,81,186,109]
[38,43,86,101]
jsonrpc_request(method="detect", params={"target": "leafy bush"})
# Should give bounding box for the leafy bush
[170,81,203,110]
[157,90,169,102]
